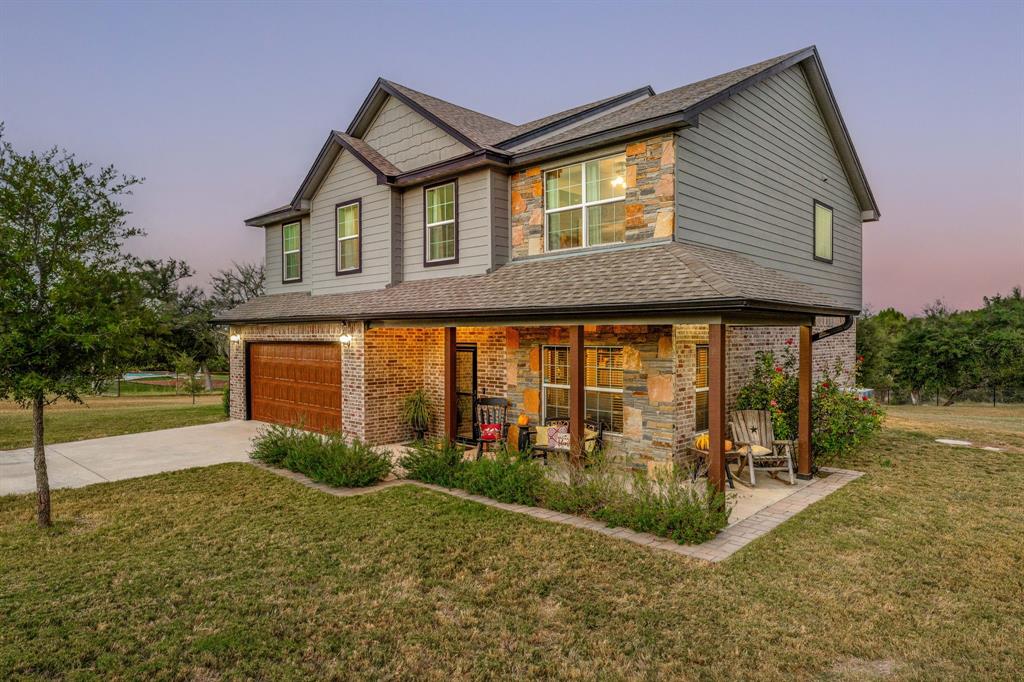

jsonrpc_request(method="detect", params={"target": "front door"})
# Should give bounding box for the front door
[455,344,477,442]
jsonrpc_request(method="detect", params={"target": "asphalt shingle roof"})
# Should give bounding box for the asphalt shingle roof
[334,132,402,176]
[216,241,847,324]
[381,80,519,148]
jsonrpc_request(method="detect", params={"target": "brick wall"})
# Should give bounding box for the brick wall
[421,327,508,437]
[227,321,357,434]
[509,134,675,259]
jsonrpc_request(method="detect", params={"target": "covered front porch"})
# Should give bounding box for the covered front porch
[363,312,820,493]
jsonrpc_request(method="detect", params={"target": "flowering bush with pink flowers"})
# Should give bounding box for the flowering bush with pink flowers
[734,341,884,463]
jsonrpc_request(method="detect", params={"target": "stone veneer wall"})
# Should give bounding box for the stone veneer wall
[504,325,677,465]
[509,133,676,259]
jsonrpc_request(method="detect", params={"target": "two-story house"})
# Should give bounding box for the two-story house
[217,46,879,489]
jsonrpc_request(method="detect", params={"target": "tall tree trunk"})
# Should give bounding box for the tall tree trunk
[33,395,52,528]
[202,364,213,392]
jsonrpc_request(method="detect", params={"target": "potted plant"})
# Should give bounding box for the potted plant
[402,389,432,441]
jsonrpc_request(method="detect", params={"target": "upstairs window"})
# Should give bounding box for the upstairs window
[544,154,627,252]
[542,346,624,433]
[282,221,301,282]
[814,200,833,263]
[694,345,709,432]
[336,200,361,274]
[424,180,457,265]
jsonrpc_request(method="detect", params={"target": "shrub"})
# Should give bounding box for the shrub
[813,374,884,461]
[594,471,729,545]
[734,342,884,462]
[540,453,617,516]
[221,386,231,416]
[249,425,391,487]
[249,423,300,467]
[313,435,392,488]
[399,438,465,487]
[455,449,546,505]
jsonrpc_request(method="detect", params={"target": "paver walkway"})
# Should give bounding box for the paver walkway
[255,462,863,562]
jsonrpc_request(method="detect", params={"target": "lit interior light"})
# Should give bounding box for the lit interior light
[610,176,626,188]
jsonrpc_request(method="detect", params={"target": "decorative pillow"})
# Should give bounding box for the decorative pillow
[549,425,570,449]
[480,423,503,441]
[584,427,599,453]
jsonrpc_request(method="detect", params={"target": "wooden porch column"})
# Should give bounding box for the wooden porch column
[443,326,457,442]
[568,325,585,467]
[708,323,727,492]
[798,324,813,478]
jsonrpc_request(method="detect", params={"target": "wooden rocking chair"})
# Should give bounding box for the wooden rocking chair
[729,410,796,486]
[475,397,510,459]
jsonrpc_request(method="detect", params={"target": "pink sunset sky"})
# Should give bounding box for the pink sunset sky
[2,0,1021,315]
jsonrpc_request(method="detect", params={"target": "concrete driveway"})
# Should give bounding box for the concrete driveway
[0,420,265,496]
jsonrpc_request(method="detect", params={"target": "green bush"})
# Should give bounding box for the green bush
[221,386,231,416]
[455,449,546,505]
[734,343,884,461]
[399,438,465,487]
[593,471,729,545]
[249,425,391,487]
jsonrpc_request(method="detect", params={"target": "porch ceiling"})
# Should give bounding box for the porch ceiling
[216,241,854,326]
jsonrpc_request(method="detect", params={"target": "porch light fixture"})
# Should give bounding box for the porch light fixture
[339,333,353,345]
[229,334,241,343]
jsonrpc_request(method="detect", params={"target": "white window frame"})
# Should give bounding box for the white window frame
[541,344,624,434]
[282,221,301,282]
[543,153,627,253]
[425,180,457,265]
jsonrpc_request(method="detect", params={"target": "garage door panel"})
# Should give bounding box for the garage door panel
[249,342,342,432]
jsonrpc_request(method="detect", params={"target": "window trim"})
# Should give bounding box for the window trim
[541,344,624,434]
[694,344,709,434]
[543,152,627,253]
[280,220,302,284]
[812,199,834,264]
[422,178,459,267]
[334,198,363,276]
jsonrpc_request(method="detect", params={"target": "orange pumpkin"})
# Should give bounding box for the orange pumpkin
[517,413,530,427]
[725,439,733,452]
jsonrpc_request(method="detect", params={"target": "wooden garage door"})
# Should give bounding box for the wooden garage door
[249,343,342,432]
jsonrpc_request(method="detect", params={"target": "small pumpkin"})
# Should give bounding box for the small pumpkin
[725,439,733,452]
[694,433,709,450]
[517,413,530,427]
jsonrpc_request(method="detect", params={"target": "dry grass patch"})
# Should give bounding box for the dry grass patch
[1,410,1022,679]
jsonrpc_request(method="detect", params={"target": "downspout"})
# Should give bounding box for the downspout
[805,314,855,478]
[810,315,854,343]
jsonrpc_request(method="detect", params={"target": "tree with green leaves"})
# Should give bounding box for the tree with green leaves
[174,353,203,405]
[0,128,153,527]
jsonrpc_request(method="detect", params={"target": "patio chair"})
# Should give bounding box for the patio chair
[729,410,796,486]
[475,397,510,459]
[528,418,603,464]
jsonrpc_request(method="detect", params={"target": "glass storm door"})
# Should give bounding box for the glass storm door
[455,344,477,441]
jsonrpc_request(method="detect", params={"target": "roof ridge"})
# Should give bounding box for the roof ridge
[664,242,742,299]
[381,79,516,127]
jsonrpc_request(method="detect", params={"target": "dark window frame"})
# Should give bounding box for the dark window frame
[335,198,363,276]
[694,344,709,433]
[422,177,459,267]
[813,199,834,264]
[281,220,303,284]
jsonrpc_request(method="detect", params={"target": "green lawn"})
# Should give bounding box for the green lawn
[1,406,1022,679]
[0,396,226,450]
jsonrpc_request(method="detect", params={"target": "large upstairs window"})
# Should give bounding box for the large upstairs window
[281,221,301,282]
[424,180,457,265]
[814,200,833,263]
[336,200,361,274]
[544,154,627,252]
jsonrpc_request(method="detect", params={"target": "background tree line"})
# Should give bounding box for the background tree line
[856,289,1024,405]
